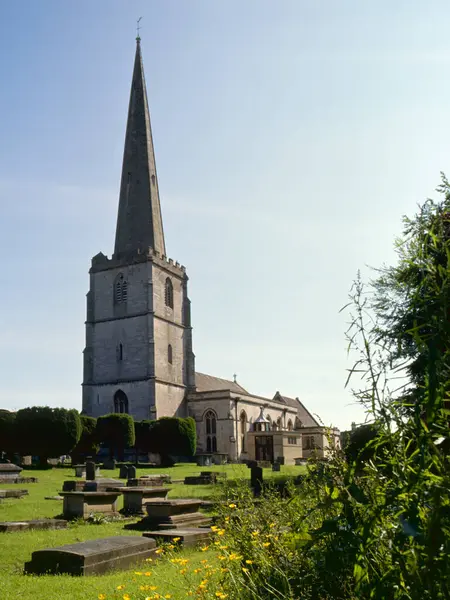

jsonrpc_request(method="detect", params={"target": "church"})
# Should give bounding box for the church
[82,38,339,464]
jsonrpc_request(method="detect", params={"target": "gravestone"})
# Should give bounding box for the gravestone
[85,461,96,481]
[272,463,281,472]
[24,536,157,575]
[62,478,124,492]
[128,465,137,479]
[250,466,263,497]
[119,465,129,479]
[103,458,116,470]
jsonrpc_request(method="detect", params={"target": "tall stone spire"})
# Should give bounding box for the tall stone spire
[114,37,166,258]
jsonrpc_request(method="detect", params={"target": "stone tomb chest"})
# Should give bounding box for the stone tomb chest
[0,463,22,482]
[60,491,122,519]
[121,487,170,515]
[24,536,157,575]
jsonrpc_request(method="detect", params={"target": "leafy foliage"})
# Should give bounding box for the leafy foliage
[0,409,16,457]
[14,407,81,464]
[96,413,135,460]
[70,415,99,463]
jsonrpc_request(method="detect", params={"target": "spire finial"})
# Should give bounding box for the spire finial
[136,16,143,41]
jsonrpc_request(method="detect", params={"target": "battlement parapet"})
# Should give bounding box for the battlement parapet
[90,247,186,275]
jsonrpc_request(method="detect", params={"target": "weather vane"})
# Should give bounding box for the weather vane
[136,17,143,39]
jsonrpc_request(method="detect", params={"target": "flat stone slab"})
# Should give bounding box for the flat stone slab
[0,477,38,484]
[0,519,67,533]
[24,535,157,575]
[45,496,63,501]
[127,475,171,487]
[60,491,122,519]
[62,478,124,492]
[146,499,203,518]
[0,489,28,498]
[142,528,212,547]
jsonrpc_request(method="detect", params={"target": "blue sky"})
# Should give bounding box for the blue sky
[1,1,449,430]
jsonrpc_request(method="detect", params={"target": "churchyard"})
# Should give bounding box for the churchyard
[0,462,301,599]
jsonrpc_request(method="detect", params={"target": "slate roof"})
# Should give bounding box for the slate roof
[195,372,249,395]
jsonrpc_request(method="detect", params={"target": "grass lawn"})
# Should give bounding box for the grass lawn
[0,463,303,599]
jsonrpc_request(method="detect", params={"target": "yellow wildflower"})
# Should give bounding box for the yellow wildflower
[116,585,125,591]
[211,525,218,532]
[135,571,143,575]
[262,542,270,547]
[217,529,225,536]
[270,522,276,528]
[180,568,187,574]
[218,555,227,561]
[173,537,181,542]
[218,545,228,550]
[98,595,106,600]
[224,516,230,522]
[251,531,259,537]
[228,553,243,561]
[200,545,209,552]
[145,558,153,562]
[165,596,172,599]
[242,567,249,573]
[228,503,236,509]
[201,559,208,564]
[245,559,253,564]
[155,548,164,555]
[167,544,175,550]
[123,595,131,600]
[216,593,228,599]
[221,567,229,573]
[193,568,201,573]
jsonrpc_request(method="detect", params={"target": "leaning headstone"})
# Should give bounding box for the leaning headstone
[85,461,96,482]
[119,465,129,479]
[250,466,263,497]
[128,465,137,479]
[24,536,157,575]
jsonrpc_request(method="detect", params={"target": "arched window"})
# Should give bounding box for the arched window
[276,417,282,431]
[168,344,173,364]
[114,389,129,414]
[118,343,123,361]
[266,415,272,430]
[287,419,293,431]
[295,417,303,430]
[114,273,128,305]
[204,410,217,453]
[165,277,174,309]
[240,411,247,452]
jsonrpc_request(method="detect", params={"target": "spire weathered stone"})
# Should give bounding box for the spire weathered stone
[114,38,166,258]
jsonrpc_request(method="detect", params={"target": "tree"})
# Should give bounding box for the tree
[343,423,380,467]
[14,407,81,465]
[96,413,135,460]
[370,173,450,417]
[0,410,16,459]
[151,417,197,466]
[70,415,99,463]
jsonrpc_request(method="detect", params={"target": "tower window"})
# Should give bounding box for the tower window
[168,344,173,364]
[114,273,128,305]
[127,172,132,184]
[151,174,156,185]
[118,343,123,361]
[165,277,174,309]
[114,389,129,414]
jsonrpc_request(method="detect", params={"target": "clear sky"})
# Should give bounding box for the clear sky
[1,1,449,430]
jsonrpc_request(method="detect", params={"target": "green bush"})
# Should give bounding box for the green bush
[0,409,16,458]
[70,415,99,463]
[343,423,380,466]
[14,407,81,465]
[96,413,135,460]
[134,419,157,455]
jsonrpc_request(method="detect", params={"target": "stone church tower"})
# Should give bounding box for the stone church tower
[82,38,195,420]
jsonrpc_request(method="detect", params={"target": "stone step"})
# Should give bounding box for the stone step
[142,527,212,547]
[0,519,67,533]
[24,535,157,576]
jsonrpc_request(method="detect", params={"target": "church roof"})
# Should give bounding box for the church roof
[114,37,166,259]
[195,372,249,395]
